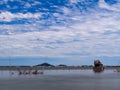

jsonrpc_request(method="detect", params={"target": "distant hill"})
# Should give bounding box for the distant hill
[58,64,67,67]
[35,63,54,67]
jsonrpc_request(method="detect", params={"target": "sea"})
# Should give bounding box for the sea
[0,69,120,90]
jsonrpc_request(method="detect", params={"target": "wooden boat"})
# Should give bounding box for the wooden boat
[93,60,104,72]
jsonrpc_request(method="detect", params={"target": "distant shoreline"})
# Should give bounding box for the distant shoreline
[0,66,120,70]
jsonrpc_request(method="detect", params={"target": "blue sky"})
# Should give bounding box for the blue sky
[0,0,120,66]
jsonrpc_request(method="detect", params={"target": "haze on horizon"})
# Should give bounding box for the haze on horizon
[0,0,120,66]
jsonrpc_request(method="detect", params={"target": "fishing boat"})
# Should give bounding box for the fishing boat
[93,60,104,72]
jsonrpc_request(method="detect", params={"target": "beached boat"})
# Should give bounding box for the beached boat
[93,60,104,72]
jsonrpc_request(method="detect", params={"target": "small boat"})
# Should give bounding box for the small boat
[93,60,104,72]
[116,67,120,72]
[32,70,44,75]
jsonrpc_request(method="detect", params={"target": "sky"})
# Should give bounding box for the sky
[0,0,120,66]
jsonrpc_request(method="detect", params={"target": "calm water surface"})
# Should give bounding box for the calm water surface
[0,70,120,90]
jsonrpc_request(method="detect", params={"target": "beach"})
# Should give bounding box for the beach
[0,70,120,90]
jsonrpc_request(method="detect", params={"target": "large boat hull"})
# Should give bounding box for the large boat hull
[93,66,104,72]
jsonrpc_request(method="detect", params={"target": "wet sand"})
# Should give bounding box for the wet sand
[0,70,120,90]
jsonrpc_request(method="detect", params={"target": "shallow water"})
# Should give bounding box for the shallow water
[0,70,120,90]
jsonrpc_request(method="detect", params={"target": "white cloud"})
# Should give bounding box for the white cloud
[24,2,32,8]
[99,0,120,12]
[31,1,41,6]
[0,16,120,57]
[0,11,41,22]
[0,0,120,58]
[61,7,72,15]
[70,0,84,4]
[3,0,8,3]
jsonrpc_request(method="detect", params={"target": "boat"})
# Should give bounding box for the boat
[116,68,120,72]
[93,60,104,72]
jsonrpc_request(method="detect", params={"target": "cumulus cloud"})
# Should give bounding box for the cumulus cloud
[70,0,84,4]
[61,7,72,15]
[99,0,120,12]
[0,0,120,58]
[0,11,41,22]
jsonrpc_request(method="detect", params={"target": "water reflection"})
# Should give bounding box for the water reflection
[0,69,119,79]
[0,70,120,90]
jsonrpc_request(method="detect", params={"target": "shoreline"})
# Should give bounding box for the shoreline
[0,66,119,70]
